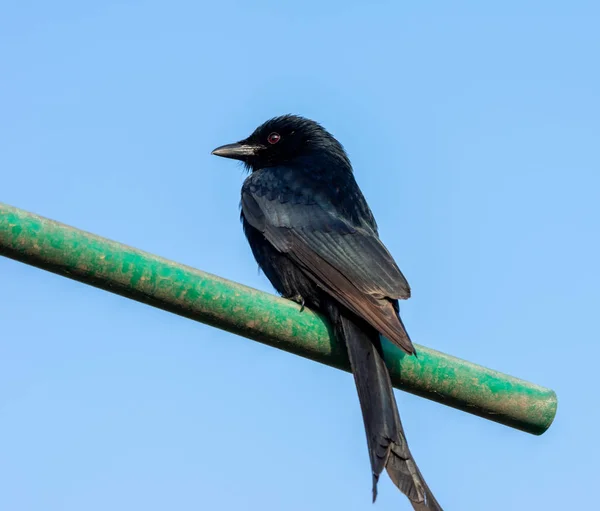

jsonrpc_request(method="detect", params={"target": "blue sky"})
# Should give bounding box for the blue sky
[1,2,598,510]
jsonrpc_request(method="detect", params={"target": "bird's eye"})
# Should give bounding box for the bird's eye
[267,132,281,144]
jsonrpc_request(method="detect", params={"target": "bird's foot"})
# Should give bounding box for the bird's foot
[288,294,305,312]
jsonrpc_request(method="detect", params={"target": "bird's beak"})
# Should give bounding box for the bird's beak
[211,141,264,161]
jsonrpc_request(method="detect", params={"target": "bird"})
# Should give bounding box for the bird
[212,115,443,510]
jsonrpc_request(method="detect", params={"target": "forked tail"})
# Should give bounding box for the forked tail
[326,302,443,510]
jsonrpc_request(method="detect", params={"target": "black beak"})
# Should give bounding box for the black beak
[211,141,264,161]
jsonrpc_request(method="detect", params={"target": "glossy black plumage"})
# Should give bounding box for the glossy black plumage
[212,115,442,510]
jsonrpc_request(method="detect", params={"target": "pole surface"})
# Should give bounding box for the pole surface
[0,202,557,435]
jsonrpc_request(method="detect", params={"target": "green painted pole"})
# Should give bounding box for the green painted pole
[0,202,557,435]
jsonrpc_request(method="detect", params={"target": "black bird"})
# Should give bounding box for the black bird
[212,115,442,510]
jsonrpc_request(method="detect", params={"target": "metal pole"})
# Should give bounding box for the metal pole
[0,202,557,435]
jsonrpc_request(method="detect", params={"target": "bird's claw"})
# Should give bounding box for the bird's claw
[288,294,305,312]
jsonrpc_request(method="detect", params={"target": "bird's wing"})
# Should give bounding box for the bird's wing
[242,184,414,353]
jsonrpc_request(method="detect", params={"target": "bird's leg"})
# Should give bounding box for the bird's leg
[287,293,305,312]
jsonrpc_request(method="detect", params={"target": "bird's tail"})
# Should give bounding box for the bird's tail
[326,303,443,511]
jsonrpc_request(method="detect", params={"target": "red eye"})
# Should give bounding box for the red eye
[267,132,281,144]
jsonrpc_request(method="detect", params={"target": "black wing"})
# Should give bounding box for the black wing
[241,169,414,353]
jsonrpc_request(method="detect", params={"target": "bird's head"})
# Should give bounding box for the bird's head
[211,114,351,172]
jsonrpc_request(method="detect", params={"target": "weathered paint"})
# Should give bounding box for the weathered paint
[0,202,557,435]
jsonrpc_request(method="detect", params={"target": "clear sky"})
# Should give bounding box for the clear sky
[1,2,598,510]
